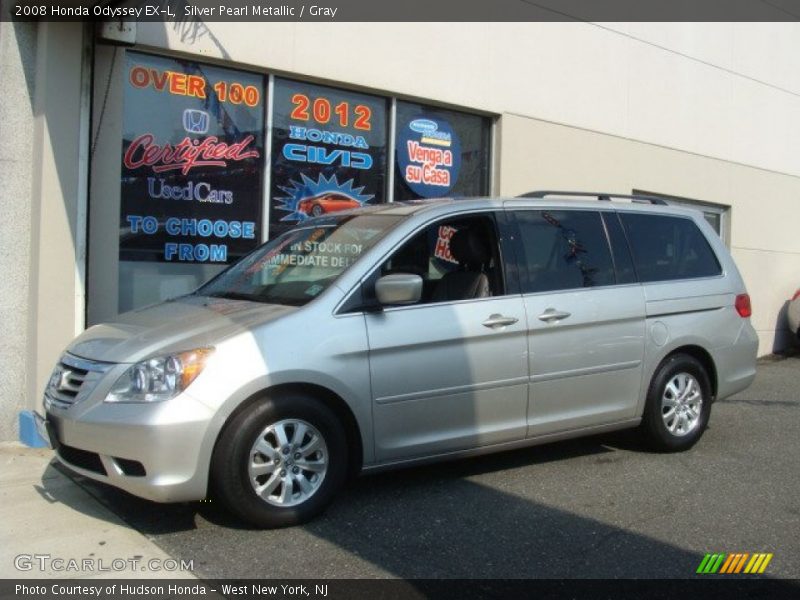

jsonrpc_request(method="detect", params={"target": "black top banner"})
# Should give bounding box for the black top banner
[6,0,800,22]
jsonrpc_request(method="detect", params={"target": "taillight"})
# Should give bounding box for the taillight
[735,294,752,318]
[792,289,800,302]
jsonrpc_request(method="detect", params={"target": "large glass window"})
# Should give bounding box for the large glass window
[269,79,389,240]
[514,210,616,293]
[394,101,491,201]
[116,51,265,313]
[91,49,495,324]
[619,213,722,282]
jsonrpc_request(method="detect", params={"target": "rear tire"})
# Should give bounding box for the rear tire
[641,353,712,452]
[211,393,347,528]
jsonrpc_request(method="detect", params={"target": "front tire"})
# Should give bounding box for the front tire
[641,353,712,452]
[211,393,347,528]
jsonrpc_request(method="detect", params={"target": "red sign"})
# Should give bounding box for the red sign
[123,133,260,176]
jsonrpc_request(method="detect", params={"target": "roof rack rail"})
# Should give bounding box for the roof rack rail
[518,190,668,206]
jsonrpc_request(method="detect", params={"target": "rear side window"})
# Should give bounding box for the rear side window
[514,210,615,293]
[619,213,722,282]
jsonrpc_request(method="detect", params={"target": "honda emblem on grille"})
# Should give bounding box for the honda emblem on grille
[182,109,210,134]
[58,369,74,391]
[48,366,63,391]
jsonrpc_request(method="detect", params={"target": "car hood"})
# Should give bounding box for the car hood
[67,295,296,364]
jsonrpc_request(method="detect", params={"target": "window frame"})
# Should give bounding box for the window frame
[632,189,730,246]
[601,211,639,285]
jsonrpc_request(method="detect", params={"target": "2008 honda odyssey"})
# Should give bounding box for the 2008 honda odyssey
[37,192,758,527]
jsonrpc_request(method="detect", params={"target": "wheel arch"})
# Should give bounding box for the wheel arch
[211,382,364,480]
[661,344,718,400]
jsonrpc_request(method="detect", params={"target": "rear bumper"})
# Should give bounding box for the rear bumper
[715,321,759,401]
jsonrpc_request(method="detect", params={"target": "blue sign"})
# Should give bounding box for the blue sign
[396,116,461,198]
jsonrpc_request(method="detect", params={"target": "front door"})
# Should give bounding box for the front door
[366,213,529,461]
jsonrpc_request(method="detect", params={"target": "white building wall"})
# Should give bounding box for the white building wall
[0,18,37,441]
[136,22,800,176]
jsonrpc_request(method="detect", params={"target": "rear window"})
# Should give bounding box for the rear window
[619,213,722,282]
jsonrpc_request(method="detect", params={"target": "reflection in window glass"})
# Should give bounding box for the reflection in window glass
[620,213,722,282]
[515,211,615,293]
[394,101,490,201]
[199,214,399,306]
[602,213,637,284]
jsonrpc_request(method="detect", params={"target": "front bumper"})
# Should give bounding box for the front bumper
[39,391,217,503]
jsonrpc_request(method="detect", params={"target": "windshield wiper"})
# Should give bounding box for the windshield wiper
[205,291,270,303]
[260,296,307,307]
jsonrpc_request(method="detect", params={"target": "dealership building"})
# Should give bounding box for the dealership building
[1,15,799,442]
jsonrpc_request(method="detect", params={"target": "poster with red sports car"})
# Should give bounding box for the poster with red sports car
[269,78,388,240]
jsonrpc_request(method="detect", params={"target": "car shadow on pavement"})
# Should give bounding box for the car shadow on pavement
[41,461,218,533]
[41,433,622,534]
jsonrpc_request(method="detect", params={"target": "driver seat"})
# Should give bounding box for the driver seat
[431,229,491,302]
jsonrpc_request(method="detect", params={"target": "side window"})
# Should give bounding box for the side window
[514,210,615,293]
[619,213,722,282]
[380,215,504,304]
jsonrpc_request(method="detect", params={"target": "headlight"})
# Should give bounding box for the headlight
[105,348,213,403]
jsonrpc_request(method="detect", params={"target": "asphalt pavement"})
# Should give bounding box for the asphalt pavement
[64,354,800,580]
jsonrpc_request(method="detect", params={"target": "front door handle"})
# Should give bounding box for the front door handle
[538,308,572,323]
[482,314,519,328]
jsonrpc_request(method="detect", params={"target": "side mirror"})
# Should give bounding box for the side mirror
[375,273,423,306]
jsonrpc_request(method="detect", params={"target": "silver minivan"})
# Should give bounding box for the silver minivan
[37,192,758,527]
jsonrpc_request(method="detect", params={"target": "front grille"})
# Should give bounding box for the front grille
[44,354,113,410]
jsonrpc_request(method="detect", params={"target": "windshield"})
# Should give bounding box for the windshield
[197,214,400,306]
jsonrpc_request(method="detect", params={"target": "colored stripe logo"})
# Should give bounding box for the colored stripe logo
[697,553,773,574]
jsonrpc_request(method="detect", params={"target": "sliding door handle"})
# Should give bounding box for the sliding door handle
[482,314,519,328]
[538,308,571,322]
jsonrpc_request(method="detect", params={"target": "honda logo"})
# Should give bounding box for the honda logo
[182,109,210,135]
